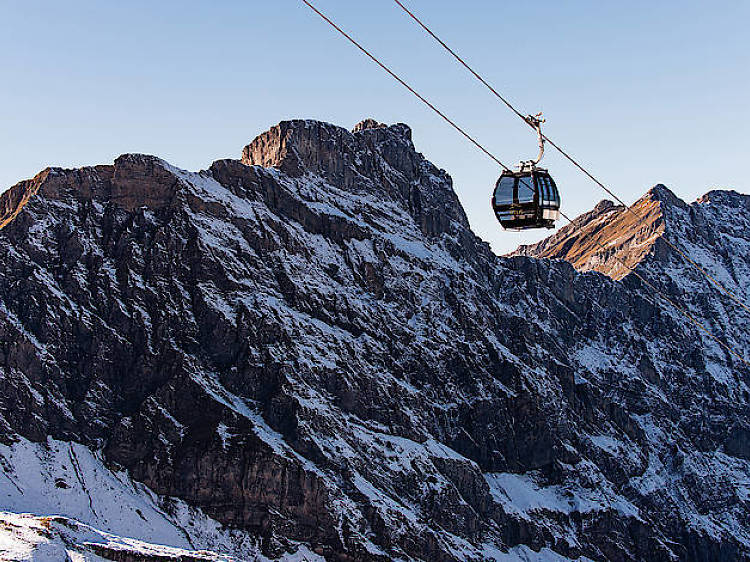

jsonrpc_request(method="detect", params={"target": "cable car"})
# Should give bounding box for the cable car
[492,168,560,230]
[491,114,561,230]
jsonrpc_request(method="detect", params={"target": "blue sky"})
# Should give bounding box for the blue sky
[1,0,748,253]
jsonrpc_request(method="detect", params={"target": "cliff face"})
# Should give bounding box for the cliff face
[511,184,750,288]
[0,119,748,562]
[512,189,669,281]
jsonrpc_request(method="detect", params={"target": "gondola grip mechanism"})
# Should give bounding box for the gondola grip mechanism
[521,112,546,171]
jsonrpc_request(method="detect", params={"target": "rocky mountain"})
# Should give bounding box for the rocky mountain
[0,118,748,562]
[512,185,750,286]
[510,196,658,281]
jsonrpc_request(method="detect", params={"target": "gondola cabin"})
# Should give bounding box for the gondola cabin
[491,168,560,230]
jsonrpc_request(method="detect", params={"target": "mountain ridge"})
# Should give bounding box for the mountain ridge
[0,119,748,561]
[512,184,750,285]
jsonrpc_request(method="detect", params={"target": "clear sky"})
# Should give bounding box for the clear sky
[1,1,748,253]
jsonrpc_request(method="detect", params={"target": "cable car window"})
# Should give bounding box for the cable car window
[549,177,560,207]
[541,175,552,204]
[494,176,516,205]
[517,177,534,203]
[548,179,556,205]
[537,175,548,204]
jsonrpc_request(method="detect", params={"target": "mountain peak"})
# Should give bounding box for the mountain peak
[512,184,750,281]
[241,118,416,181]
[352,117,387,132]
[512,187,669,280]
[241,118,468,235]
[592,199,617,214]
[697,188,750,209]
[0,153,183,232]
[645,182,687,210]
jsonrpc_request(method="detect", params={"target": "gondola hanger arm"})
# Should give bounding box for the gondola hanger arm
[522,113,545,169]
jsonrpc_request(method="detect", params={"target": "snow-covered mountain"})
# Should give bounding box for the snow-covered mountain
[0,119,748,561]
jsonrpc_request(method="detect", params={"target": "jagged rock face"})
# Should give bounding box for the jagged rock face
[0,120,749,561]
[512,184,750,465]
[241,119,469,239]
[512,190,668,281]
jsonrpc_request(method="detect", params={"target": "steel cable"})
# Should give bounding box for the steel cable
[392,0,750,316]
[300,0,748,367]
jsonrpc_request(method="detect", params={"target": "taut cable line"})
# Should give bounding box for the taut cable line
[392,0,750,316]
[299,0,749,368]
[299,0,508,172]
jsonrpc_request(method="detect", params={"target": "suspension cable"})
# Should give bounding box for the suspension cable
[299,0,508,172]
[299,0,748,368]
[392,0,750,316]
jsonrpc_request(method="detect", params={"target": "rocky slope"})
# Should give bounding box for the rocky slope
[510,195,658,281]
[511,185,750,286]
[0,119,748,561]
